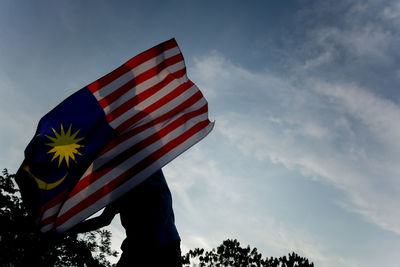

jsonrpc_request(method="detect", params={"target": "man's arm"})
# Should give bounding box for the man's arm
[68,205,117,234]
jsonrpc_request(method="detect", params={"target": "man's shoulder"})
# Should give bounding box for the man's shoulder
[143,169,168,187]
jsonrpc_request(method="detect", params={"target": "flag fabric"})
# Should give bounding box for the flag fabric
[16,38,214,233]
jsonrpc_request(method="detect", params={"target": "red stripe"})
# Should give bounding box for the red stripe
[106,69,186,122]
[88,39,177,94]
[97,53,184,109]
[40,214,57,228]
[38,189,69,229]
[39,189,68,216]
[66,103,209,200]
[115,80,195,133]
[111,95,205,149]
[55,119,211,227]
[102,88,204,155]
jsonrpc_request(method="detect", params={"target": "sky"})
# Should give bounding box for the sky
[1,0,400,266]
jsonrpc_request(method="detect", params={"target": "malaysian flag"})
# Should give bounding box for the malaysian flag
[15,39,214,233]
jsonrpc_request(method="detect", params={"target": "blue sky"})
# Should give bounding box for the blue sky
[1,1,400,266]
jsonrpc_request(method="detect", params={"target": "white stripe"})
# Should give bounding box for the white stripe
[59,112,209,216]
[109,76,193,129]
[92,47,181,100]
[92,98,208,173]
[56,120,214,233]
[38,41,213,233]
[41,222,55,233]
[58,112,210,217]
[55,160,165,233]
[53,93,207,225]
[110,83,199,131]
[40,202,62,222]
[102,61,187,116]
[42,86,207,231]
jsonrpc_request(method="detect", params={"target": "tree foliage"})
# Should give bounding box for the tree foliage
[0,169,118,267]
[182,239,314,267]
[2,167,315,267]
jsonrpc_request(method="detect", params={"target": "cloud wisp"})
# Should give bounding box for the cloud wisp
[192,48,400,235]
[186,0,400,239]
[163,143,355,267]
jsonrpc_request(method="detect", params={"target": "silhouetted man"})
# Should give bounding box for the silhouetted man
[71,169,182,266]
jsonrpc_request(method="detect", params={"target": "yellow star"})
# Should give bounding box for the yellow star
[45,124,84,168]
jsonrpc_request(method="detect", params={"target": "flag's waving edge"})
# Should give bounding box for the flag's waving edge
[15,38,214,233]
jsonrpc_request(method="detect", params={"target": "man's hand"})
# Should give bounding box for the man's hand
[68,204,118,234]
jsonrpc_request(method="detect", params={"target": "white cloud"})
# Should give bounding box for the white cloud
[294,0,400,95]
[190,33,400,240]
[247,217,359,267]
[313,81,400,151]
[382,1,400,21]
[2,2,399,266]
[142,3,400,265]
[162,143,354,267]
[303,49,333,70]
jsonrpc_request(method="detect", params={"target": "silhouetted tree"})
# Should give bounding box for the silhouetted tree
[0,169,118,267]
[182,239,314,267]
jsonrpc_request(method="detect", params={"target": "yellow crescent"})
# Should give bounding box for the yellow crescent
[23,165,67,190]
